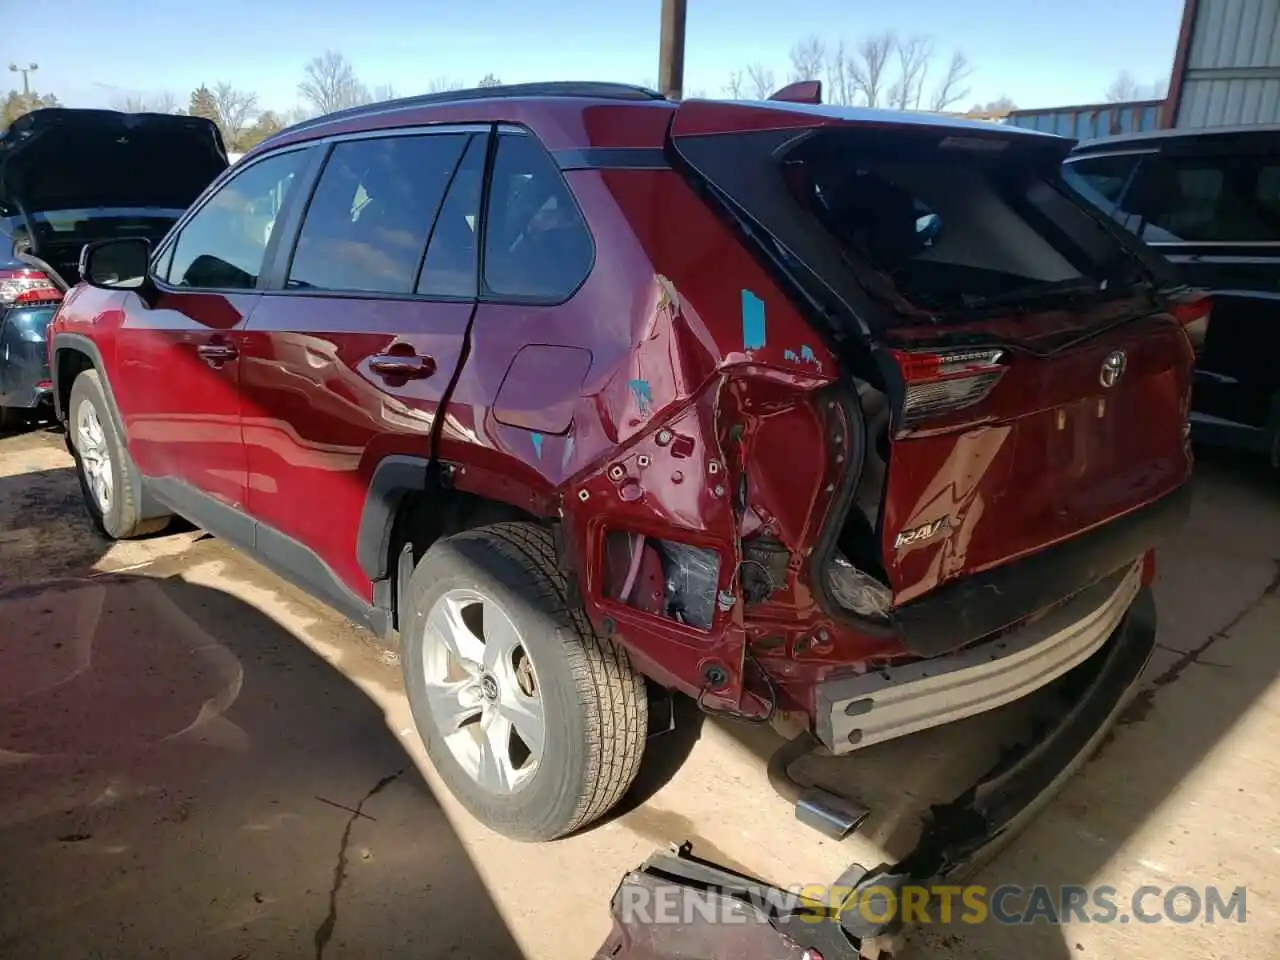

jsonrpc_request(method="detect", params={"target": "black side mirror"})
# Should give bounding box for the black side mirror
[79,238,153,291]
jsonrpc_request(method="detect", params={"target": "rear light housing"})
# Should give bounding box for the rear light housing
[891,348,1006,427]
[1168,289,1211,356]
[0,268,57,306]
[13,286,63,305]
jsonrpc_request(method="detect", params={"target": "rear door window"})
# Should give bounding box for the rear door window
[417,134,486,298]
[482,131,593,301]
[288,133,470,294]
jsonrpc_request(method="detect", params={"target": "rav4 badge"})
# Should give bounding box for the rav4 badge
[894,517,952,550]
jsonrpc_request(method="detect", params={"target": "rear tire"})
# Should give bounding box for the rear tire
[401,522,647,841]
[68,370,171,539]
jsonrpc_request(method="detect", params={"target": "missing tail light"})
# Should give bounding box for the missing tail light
[603,530,722,630]
[0,268,56,306]
[1168,290,1210,356]
[892,347,1006,426]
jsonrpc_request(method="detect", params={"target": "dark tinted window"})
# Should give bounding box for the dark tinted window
[1062,154,1142,206]
[1129,154,1280,243]
[165,149,307,289]
[417,135,486,298]
[288,134,469,294]
[483,132,592,299]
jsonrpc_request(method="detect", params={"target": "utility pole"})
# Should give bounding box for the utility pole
[658,0,687,100]
[9,62,38,96]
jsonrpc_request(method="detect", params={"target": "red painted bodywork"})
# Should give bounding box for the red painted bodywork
[50,93,1193,721]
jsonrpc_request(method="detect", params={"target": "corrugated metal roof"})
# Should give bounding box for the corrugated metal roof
[1176,0,1280,126]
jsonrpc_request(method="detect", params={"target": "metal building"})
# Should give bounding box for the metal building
[1165,0,1280,127]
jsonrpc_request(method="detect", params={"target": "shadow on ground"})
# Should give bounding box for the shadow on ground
[0,571,525,959]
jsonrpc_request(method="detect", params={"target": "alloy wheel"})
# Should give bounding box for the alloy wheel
[421,587,545,794]
[76,400,113,515]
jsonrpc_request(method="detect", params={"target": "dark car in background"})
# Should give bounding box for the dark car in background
[1064,125,1280,468]
[0,108,228,429]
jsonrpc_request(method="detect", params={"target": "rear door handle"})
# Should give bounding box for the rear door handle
[197,342,238,367]
[369,354,436,380]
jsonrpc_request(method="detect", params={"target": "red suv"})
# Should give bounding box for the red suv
[50,82,1195,848]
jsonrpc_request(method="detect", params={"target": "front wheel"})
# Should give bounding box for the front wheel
[401,522,647,841]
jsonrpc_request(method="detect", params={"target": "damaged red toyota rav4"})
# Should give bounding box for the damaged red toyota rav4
[50,84,1195,859]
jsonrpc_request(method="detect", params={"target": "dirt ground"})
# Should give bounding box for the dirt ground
[1,423,1278,959]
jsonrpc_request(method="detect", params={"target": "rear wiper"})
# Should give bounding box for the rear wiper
[958,277,1104,312]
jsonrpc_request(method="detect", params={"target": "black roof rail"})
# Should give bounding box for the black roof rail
[272,82,666,141]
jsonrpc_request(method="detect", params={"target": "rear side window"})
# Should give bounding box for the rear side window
[482,132,593,300]
[288,133,470,294]
[1127,154,1280,243]
[164,149,307,290]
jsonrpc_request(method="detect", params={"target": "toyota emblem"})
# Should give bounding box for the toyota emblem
[1100,350,1127,388]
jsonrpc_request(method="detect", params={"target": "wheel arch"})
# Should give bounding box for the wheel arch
[358,454,551,631]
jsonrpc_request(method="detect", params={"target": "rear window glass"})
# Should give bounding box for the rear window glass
[787,133,1133,314]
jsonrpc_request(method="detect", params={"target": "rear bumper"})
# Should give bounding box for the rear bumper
[598,586,1157,956]
[816,561,1141,754]
[890,481,1190,658]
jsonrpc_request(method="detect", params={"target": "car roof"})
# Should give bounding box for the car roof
[253,81,1064,159]
[1072,123,1280,155]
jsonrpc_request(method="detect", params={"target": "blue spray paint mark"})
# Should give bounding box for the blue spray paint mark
[561,434,575,469]
[800,345,817,364]
[741,289,766,350]
[627,379,653,416]
[530,432,544,459]
[783,348,799,362]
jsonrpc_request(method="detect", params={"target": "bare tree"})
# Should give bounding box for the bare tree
[369,83,397,103]
[789,35,825,83]
[724,70,746,99]
[746,63,776,100]
[970,95,1018,114]
[426,77,465,94]
[851,32,894,108]
[299,50,369,116]
[210,83,258,146]
[1105,70,1141,102]
[112,90,181,114]
[888,36,932,110]
[929,51,973,111]
[823,41,855,106]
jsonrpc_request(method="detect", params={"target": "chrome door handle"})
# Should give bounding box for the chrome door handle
[196,342,238,367]
[369,354,436,379]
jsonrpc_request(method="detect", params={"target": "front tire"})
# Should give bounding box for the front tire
[401,522,647,841]
[68,370,170,539]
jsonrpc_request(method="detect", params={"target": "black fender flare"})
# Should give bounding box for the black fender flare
[357,454,431,581]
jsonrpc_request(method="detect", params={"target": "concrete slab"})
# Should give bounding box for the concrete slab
[1,429,1278,959]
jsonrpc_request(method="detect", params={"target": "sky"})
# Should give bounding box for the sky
[3,0,1185,115]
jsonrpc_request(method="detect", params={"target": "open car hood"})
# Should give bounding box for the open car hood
[0,108,228,215]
